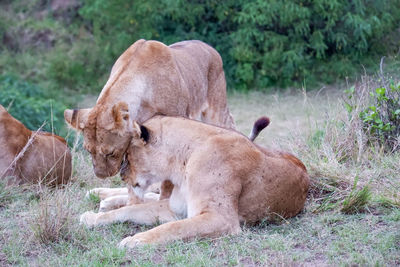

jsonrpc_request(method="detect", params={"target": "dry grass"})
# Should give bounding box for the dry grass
[30,190,72,245]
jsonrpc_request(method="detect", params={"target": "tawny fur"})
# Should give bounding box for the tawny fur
[64,39,235,206]
[0,105,71,186]
[80,115,309,248]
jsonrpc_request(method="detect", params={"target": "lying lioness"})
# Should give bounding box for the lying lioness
[0,105,71,186]
[80,106,309,248]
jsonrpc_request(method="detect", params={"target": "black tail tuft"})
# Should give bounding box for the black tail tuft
[249,116,270,141]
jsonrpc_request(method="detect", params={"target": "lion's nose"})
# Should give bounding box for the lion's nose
[93,168,108,179]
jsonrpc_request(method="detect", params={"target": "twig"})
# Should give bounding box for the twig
[379,56,388,91]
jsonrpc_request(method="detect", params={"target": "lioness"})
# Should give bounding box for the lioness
[0,105,71,186]
[80,108,309,248]
[64,39,235,205]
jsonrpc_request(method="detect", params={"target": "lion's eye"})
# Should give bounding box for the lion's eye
[106,151,117,159]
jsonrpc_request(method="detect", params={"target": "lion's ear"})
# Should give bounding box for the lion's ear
[132,121,149,145]
[64,108,92,131]
[112,102,129,129]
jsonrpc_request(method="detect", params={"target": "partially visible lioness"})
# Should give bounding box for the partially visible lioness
[80,109,309,248]
[0,105,71,186]
[64,39,235,204]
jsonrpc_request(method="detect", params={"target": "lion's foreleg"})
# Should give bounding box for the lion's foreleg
[80,199,176,227]
[118,211,241,248]
[99,189,162,212]
[99,195,129,212]
[86,187,128,200]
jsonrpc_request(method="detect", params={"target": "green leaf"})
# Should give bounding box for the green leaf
[344,102,353,113]
[376,87,386,96]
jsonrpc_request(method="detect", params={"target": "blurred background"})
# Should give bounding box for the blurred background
[0,0,399,134]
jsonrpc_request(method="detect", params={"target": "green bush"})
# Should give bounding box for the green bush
[359,83,400,150]
[230,0,400,88]
[1,0,400,91]
[344,81,400,151]
[0,74,66,133]
[78,0,400,90]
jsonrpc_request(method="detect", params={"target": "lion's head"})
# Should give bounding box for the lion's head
[64,102,140,178]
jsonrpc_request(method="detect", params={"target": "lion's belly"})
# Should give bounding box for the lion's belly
[168,185,187,219]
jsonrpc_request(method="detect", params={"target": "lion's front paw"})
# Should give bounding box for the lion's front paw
[99,196,128,212]
[79,211,99,227]
[99,199,112,212]
[85,188,102,200]
[118,233,152,249]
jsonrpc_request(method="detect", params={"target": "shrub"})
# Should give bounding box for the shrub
[344,79,400,152]
[2,1,400,91]
[231,0,400,88]
[79,0,400,89]
[0,74,66,133]
[359,84,400,150]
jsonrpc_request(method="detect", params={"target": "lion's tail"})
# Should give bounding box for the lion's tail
[249,117,270,142]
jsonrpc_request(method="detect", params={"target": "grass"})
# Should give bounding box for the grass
[1,87,400,266]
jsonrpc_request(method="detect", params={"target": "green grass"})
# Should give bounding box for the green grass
[1,89,399,266]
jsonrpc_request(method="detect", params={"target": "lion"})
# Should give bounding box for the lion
[79,109,310,248]
[64,39,235,207]
[0,105,71,186]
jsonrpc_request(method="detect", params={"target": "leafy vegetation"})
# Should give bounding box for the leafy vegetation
[1,0,400,93]
[78,0,400,89]
[0,74,66,133]
[344,79,400,152]
[359,83,400,150]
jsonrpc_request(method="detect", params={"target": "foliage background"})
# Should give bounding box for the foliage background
[0,0,400,130]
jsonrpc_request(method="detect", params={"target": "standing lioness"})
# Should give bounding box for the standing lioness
[80,111,309,248]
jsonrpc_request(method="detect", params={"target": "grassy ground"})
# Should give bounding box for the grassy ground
[1,89,400,266]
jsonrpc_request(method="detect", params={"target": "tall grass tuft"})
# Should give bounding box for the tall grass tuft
[30,191,73,245]
[341,186,371,214]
